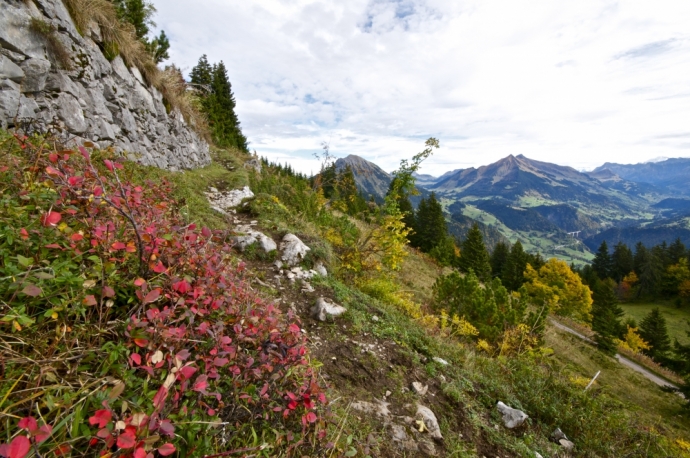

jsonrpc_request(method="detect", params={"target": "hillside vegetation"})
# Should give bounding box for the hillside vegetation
[2,131,690,457]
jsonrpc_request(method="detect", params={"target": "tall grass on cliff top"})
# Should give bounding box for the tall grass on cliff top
[0,132,326,457]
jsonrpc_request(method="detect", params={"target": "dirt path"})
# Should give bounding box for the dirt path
[549,318,680,391]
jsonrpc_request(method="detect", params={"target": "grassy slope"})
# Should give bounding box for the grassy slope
[621,301,690,345]
[48,141,687,457]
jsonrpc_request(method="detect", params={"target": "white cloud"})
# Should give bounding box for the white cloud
[155,0,690,175]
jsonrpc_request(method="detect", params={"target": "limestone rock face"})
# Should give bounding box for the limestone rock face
[0,0,210,170]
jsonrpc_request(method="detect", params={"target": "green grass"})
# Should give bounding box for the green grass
[545,323,690,442]
[621,301,690,345]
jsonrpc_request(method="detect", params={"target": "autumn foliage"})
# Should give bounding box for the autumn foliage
[0,133,326,457]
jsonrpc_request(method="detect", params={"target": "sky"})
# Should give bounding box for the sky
[155,0,690,176]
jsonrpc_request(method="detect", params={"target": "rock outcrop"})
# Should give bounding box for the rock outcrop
[0,0,210,170]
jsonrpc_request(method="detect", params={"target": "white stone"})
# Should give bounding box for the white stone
[311,297,347,322]
[314,261,328,277]
[351,400,391,418]
[206,186,254,211]
[231,225,277,253]
[19,58,51,93]
[415,404,443,441]
[432,357,449,366]
[496,401,528,429]
[280,234,310,266]
[412,382,428,396]
[0,55,25,82]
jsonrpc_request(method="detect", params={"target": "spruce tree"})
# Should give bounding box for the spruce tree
[490,241,510,280]
[639,247,664,297]
[591,279,625,355]
[633,242,648,275]
[639,308,671,359]
[592,240,613,280]
[611,241,634,283]
[190,55,213,88]
[669,238,687,264]
[502,240,528,291]
[412,193,447,253]
[458,223,492,282]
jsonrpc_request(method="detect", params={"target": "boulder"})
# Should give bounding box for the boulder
[280,233,310,266]
[415,405,443,441]
[314,261,328,277]
[231,225,277,253]
[19,58,51,93]
[496,401,528,429]
[206,186,254,213]
[0,55,25,82]
[311,297,347,322]
[412,382,428,396]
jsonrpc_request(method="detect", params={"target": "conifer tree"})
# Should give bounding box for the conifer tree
[490,241,510,279]
[111,0,169,62]
[412,192,447,253]
[639,308,671,359]
[611,241,634,283]
[639,247,664,297]
[190,57,248,151]
[591,279,625,355]
[633,242,648,275]
[592,240,613,280]
[458,223,492,282]
[502,240,528,291]
[669,238,687,264]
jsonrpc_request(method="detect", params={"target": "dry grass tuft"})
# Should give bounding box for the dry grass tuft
[61,0,209,136]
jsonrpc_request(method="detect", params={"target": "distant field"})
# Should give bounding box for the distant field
[620,302,690,345]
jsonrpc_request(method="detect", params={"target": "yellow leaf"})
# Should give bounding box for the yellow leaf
[13,321,21,332]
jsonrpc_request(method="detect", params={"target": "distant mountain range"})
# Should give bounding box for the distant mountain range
[593,157,690,196]
[333,153,690,264]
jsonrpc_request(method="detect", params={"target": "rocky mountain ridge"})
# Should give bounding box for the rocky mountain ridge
[0,0,209,170]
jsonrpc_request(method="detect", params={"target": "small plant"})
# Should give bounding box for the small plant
[29,18,72,69]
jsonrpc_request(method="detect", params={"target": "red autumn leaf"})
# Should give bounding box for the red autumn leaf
[159,420,175,437]
[5,435,30,458]
[18,417,38,432]
[54,443,71,456]
[130,353,141,366]
[71,233,84,241]
[44,243,62,249]
[176,349,191,361]
[111,242,126,250]
[88,409,112,428]
[152,261,166,273]
[22,284,42,297]
[260,383,269,396]
[172,280,190,294]
[201,227,212,238]
[178,365,196,380]
[102,286,115,297]
[213,357,229,367]
[306,411,317,423]
[35,424,53,443]
[152,386,168,409]
[96,428,111,439]
[45,166,62,176]
[83,295,97,306]
[48,153,58,163]
[143,289,161,304]
[67,176,83,186]
[93,186,103,197]
[104,160,114,172]
[192,375,208,392]
[158,443,176,456]
[288,323,301,333]
[125,242,136,253]
[133,447,147,458]
[116,429,136,449]
[78,146,90,160]
[288,400,298,410]
[133,278,146,287]
[134,338,149,348]
[19,228,29,240]
[41,211,62,227]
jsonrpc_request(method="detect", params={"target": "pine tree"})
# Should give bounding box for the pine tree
[502,240,528,291]
[611,241,634,283]
[591,279,625,355]
[592,240,613,280]
[490,241,509,280]
[145,30,170,63]
[458,223,492,282]
[639,308,671,359]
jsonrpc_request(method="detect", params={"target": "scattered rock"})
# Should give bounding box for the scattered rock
[415,404,443,441]
[389,423,408,442]
[244,157,262,173]
[206,186,254,212]
[280,234,310,266]
[230,224,277,253]
[371,315,379,322]
[535,453,544,458]
[496,401,528,429]
[311,297,347,321]
[412,382,429,396]
[559,439,575,452]
[551,428,574,452]
[418,440,438,456]
[351,400,391,418]
[432,357,449,366]
[314,261,328,277]
[301,282,315,293]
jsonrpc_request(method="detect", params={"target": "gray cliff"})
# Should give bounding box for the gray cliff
[0,0,210,170]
